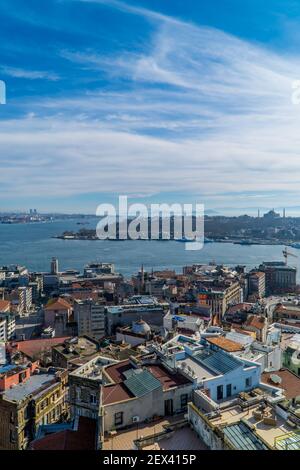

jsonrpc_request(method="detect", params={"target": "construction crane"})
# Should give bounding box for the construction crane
[282,247,298,265]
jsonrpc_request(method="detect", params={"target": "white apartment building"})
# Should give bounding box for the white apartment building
[0,319,6,342]
[0,313,16,340]
[10,287,32,315]
[18,287,32,315]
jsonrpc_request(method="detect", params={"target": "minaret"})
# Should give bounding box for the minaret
[257,209,260,218]
[283,208,286,218]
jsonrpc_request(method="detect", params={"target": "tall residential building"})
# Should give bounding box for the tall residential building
[259,262,296,295]
[74,299,106,339]
[248,271,266,299]
[197,281,242,325]
[0,313,15,341]
[9,287,32,315]
[0,319,6,342]
[50,258,59,275]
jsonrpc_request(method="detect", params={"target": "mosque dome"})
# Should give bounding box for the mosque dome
[132,319,151,335]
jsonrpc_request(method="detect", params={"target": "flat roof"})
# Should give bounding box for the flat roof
[102,415,185,450]
[177,357,215,380]
[3,373,56,402]
[211,403,294,448]
[102,383,133,405]
[147,364,191,390]
[104,360,133,383]
[261,369,300,400]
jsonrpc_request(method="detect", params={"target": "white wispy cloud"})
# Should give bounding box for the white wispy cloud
[1,0,300,211]
[1,66,60,81]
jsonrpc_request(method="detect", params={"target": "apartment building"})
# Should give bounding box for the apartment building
[0,314,15,341]
[9,287,32,315]
[248,271,266,299]
[0,319,6,342]
[106,296,167,335]
[44,297,72,336]
[0,364,68,449]
[259,262,296,295]
[197,280,242,325]
[69,353,194,446]
[74,299,106,339]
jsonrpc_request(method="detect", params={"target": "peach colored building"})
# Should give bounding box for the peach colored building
[44,298,72,333]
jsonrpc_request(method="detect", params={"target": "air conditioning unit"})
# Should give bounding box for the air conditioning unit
[132,416,140,423]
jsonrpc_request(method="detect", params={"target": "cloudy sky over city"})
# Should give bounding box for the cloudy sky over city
[1,0,300,213]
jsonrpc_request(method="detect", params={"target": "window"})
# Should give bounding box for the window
[217,385,223,400]
[180,394,188,410]
[90,393,97,404]
[245,377,252,388]
[114,412,123,426]
[10,430,16,443]
[76,387,81,401]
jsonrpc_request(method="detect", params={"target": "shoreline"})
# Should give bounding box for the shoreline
[52,235,297,247]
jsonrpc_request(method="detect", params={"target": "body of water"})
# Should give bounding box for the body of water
[0,218,299,279]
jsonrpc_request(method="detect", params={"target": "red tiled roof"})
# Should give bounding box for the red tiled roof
[31,417,96,450]
[231,325,253,336]
[103,383,134,405]
[274,305,300,317]
[245,315,265,330]
[45,298,72,311]
[10,337,71,359]
[71,283,82,289]
[226,303,253,315]
[206,336,243,352]
[0,300,10,312]
[250,271,265,278]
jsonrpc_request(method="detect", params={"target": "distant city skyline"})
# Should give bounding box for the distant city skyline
[1,1,300,212]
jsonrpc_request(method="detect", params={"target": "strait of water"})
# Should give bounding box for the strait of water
[0,218,299,279]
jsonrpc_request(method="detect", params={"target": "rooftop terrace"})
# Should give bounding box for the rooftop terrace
[211,403,297,449]
[3,372,57,402]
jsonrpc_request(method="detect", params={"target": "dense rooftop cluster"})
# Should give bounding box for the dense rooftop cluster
[0,258,299,450]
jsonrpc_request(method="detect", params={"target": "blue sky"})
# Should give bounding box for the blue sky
[1,0,300,214]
